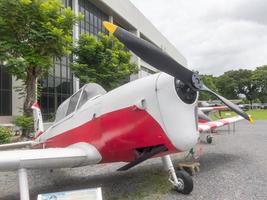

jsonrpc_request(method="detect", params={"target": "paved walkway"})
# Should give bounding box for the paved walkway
[0,120,266,200]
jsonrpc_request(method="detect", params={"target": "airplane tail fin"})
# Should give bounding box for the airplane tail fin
[31,101,44,138]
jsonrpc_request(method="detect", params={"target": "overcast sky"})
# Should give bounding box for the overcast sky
[129,0,267,76]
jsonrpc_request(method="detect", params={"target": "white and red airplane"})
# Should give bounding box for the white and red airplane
[197,106,245,143]
[0,22,253,199]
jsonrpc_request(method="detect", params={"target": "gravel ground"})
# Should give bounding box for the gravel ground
[0,120,266,200]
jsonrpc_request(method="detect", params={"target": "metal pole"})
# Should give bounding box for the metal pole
[228,124,230,134]
[72,0,80,92]
[18,168,30,200]
[161,155,179,186]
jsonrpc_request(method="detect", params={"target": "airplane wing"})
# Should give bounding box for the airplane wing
[0,141,36,150]
[199,106,228,112]
[0,142,101,171]
[198,115,244,133]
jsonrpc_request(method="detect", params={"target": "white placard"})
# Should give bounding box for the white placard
[37,187,102,200]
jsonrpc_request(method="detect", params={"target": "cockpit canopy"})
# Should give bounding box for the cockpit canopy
[55,83,106,123]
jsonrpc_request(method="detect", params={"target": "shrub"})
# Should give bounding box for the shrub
[0,127,12,144]
[13,116,34,137]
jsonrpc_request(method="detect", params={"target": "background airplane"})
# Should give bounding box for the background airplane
[0,22,252,200]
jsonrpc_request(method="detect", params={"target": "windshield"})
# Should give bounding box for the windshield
[77,83,106,109]
[54,83,106,123]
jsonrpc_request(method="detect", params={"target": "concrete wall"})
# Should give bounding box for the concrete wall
[12,77,24,117]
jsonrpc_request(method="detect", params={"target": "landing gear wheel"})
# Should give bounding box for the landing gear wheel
[175,170,193,194]
[206,135,213,144]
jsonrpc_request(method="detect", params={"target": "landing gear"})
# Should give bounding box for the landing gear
[161,155,193,195]
[175,170,193,194]
[206,135,213,144]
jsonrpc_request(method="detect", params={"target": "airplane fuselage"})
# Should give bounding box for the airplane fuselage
[34,73,199,163]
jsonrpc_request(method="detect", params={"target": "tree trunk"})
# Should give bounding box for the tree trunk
[23,70,37,117]
[249,100,253,109]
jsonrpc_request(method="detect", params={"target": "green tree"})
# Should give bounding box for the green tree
[235,69,258,106]
[216,70,239,99]
[217,69,258,105]
[253,65,267,103]
[199,74,218,101]
[0,0,81,117]
[71,33,138,91]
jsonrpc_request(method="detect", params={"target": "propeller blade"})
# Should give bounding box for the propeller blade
[200,85,253,122]
[103,21,202,90]
[103,21,253,122]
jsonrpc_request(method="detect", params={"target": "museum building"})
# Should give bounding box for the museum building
[0,0,186,124]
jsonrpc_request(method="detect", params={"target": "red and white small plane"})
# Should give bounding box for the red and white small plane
[198,106,244,143]
[0,22,253,199]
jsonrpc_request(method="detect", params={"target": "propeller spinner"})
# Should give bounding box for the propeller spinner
[103,21,253,122]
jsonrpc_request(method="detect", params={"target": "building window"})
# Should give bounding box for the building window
[39,0,73,121]
[40,0,109,120]
[62,0,72,7]
[79,0,108,36]
[0,66,12,116]
[40,57,73,121]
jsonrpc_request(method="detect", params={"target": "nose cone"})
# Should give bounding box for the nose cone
[156,73,199,151]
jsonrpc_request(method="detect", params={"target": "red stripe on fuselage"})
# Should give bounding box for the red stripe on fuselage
[37,106,178,163]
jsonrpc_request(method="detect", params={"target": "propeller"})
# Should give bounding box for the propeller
[103,21,253,122]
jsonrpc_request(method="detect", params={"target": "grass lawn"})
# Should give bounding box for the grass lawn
[211,109,267,120]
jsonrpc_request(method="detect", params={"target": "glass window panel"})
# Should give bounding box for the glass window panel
[80,20,85,29]
[98,18,102,29]
[85,10,90,22]
[40,94,49,114]
[61,57,67,65]
[90,25,94,32]
[55,57,61,64]
[47,94,55,114]
[0,67,2,89]
[61,94,69,103]
[46,77,54,93]
[1,91,12,115]
[55,63,61,77]
[61,79,71,94]
[0,66,12,116]
[61,66,67,78]
[90,13,94,24]
[55,77,61,93]
[79,2,84,12]
[40,78,49,93]
[66,90,81,116]
[94,27,98,35]
[94,15,98,26]
[0,92,2,114]
[1,68,11,90]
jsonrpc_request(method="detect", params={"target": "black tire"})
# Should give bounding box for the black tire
[206,135,213,144]
[184,167,193,176]
[175,170,193,194]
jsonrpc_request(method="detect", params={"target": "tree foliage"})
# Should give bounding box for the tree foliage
[252,65,267,103]
[0,0,80,116]
[71,33,138,91]
[199,75,218,101]
[216,71,239,99]
[200,67,267,104]
[13,115,34,137]
[0,127,11,144]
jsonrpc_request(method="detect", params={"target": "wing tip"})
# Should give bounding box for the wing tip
[249,115,254,123]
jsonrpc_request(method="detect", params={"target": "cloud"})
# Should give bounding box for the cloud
[129,0,267,76]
